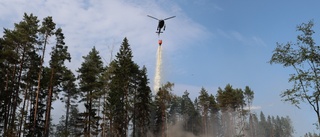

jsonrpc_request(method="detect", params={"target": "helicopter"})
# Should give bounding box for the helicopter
[147,15,176,36]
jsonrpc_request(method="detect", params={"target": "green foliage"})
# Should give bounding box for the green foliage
[106,38,139,136]
[78,47,104,97]
[54,106,80,137]
[247,112,294,137]
[244,86,254,111]
[44,27,71,137]
[181,91,198,133]
[0,13,66,137]
[153,82,174,137]
[217,84,245,111]
[59,68,78,137]
[133,66,153,137]
[77,47,104,136]
[304,132,320,137]
[270,20,320,127]
[198,87,210,135]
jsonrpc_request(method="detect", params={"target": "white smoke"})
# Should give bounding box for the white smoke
[154,45,162,94]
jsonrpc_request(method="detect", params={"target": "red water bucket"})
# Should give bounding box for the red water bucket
[158,40,162,46]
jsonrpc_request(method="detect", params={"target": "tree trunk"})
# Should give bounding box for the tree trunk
[132,87,137,137]
[44,68,55,137]
[2,64,10,134]
[65,90,71,137]
[102,94,106,137]
[97,97,101,137]
[11,45,27,136]
[5,63,17,135]
[33,35,48,136]
[162,103,165,137]
[23,89,31,136]
[110,116,113,137]
[18,80,30,137]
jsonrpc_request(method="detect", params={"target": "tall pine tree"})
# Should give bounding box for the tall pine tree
[0,13,39,136]
[77,47,104,137]
[32,16,56,137]
[133,66,152,137]
[60,69,78,137]
[153,82,174,137]
[106,37,139,136]
[44,28,71,136]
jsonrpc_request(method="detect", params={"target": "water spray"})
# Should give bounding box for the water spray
[154,40,163,94]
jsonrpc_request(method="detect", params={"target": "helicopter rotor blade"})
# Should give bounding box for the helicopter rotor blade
[147,15,159,20]
[163,16,176,20]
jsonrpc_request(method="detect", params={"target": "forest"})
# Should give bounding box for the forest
[0,13,318,137]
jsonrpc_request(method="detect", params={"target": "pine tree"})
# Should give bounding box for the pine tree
[216,84,245,136]
[44,27,71,137]
[244,86,254,112]
[19,48,41,137]
[244,86,254,137]
[281,116,294,137]
[180,91,199,135]
[54,115,68,137]
[106,37,140,136]
[77,47,104,137]
[153,82,174,137]
[192,98,202,136]
[198,87,210,136]
[245,112,294,137]
[266,115,273,137]
[25,67,51,137]
[208,94,220,136]
[248,113,259,137]
[54,106,80,137]
[60,69,78,137]
[168,95,181,125]
[101,61,115,137]
[133,66,152,137]
[69,106,81,137]
[32,16,56,137]
[259,111,267,136]
[0,13,40,136]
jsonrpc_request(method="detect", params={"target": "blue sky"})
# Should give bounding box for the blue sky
[1,0,320,136]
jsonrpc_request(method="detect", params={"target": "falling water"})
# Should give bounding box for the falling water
[154,45,162,94]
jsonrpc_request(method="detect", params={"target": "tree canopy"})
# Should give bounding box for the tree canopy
[270,20,320,128]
